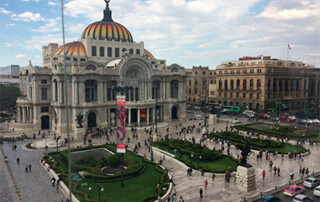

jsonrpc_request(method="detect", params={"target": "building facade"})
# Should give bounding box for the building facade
[214,56,320,112]
[15,2,187,134]
[186,66,216,106]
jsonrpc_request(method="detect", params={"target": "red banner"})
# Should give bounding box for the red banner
[116,95,126,153]
[116,95,126,107]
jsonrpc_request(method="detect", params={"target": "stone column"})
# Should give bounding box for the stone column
[144,82,148,101]
[30,107,33,123]
[137,108,140,125]
[128,108,131,125]
[23,107,27,123]
[152,107,155,123]
[146,108,149,125]
[98,81,103,103]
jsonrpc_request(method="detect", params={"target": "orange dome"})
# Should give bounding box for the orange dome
[81,21,133,42]
[55,41,87,57]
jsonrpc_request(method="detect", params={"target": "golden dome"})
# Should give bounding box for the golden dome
[54,41,87,57]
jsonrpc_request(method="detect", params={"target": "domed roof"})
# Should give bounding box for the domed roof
[81,21,133,42]
[81,1,133,42]
[55,41,87,57]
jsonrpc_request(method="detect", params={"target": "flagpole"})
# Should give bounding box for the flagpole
[60,0,72,201]
[287,44,289,60]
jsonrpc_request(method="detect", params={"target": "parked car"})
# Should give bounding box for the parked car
[283,185,305,197]
[259,114,270,119]
[312,119,320,124]
[292,194,313,202]
[243,110,255,116]
[194,115,205,120]
[299,119,308,125]
[279,116,286,120]
[303,178,320,188]
[307,119,314,124]
[315,124,320,128]
[313,185,320,197]
[288,116,297,121]
[260,194,281,202]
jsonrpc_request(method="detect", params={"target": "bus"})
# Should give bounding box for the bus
[221,105,241,113]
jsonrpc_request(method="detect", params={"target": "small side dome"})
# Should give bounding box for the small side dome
[144,49,156,60]
[54,41,87,57]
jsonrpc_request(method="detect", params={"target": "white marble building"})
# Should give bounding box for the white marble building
[16,2,187,135]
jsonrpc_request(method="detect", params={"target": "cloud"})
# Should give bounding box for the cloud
[32,18,60,33]
[26,34,78,50]
[11,11,45,22]
[21,0,40,2]
[6,23,16,26]
[0,7,13,15]
[48,1,58,6]
[16,54,27,58]
[4,43,14,47]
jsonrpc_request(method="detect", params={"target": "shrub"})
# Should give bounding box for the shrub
[106,154,121,166]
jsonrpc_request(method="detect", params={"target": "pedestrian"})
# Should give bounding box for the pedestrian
[262,170,266,180]
[290,170,294,180]
[16,157,20,165]
[212,172,216,180]
[51,177,56,187]
[171,194,175,202]
[277,167,280,176]
[306,168,309,176]
[299,166,302,175]
[199,188,203,198]
[169,178,176,186]
[167,194,171,202]
[25,165,28,173]
[179,196,184,202]
[302,167,305,175]
[273,166,277,175]
[204,179,208,190]
[28,164,32,172]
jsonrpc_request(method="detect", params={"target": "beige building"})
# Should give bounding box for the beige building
[213,56,320,112]
[15,2,187,135]
[186,66,216,106]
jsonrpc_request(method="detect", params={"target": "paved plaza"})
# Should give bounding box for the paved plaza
[1,115,320,201]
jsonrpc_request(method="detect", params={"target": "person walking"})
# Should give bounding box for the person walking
[299,166,302,175]
[171,194,175,202]
[16,157,20,165]
[204,179,208,190]
[199,188,203,198]
[262,170,266,180]
[51,177,56,187]
[167,194,171,202]
[302,167,305,175]
[179,196,184,202]
[290,170,294,180]
[273,166,277,175]
[25,165,28,173]
[306,168,309,176]
[277,167,280,176]
[28,164,32,172]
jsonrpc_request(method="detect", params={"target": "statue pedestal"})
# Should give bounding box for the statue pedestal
[236,165,256,192]
[208,114,217,124]
[74,127,85,140]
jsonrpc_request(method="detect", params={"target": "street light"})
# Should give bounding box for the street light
[56,136,61,152]
[191,153,202,170]
[89,184,104,202]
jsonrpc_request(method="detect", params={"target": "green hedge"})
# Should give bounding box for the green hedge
[208,131,307,154]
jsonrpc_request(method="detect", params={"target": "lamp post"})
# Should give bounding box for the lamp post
[56,136,61,152]
[89,184,104,202]
[191,153,202,170]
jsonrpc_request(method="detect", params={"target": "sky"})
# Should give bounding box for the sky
[0,0,319,69]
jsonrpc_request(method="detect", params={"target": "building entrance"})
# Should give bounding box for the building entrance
[41,116,50,130]
[87,112,96,128]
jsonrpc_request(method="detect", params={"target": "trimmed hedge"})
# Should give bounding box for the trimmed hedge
[208,131,307,154]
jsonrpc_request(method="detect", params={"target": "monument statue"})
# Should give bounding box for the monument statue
[240,140,252,167]
[76,113,84,128]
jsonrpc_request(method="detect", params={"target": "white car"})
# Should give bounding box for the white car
[307,119,314,124]
[314,185,320,197]
[312,119,320,124]
[288,116,297,121]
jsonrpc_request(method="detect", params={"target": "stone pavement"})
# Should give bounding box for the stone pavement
[0,141,66,202]
[1,115,319,201]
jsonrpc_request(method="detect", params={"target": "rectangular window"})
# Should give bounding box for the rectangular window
[195,88,197,94]
[115,48,120,57]
[41,88,47,100]
[107,88,112,101]
[135,88,139,101]
[41,107,49,113]
[100,47,104,57]
[108,47,112,57]
[41,79,47,84]
[243,93,246,98]
[129,49,133,54]
[136,49,140,55]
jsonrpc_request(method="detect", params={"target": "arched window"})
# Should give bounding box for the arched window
[136,49,140,55]
[250,79,253,90]
[243,79,247,90]
[236,79,240,90]
[129,49,133,54]
[108,47,112,57]
[219,80,222,90]
[54,79,58,101]
[224,80,228,90]
[170,80,179,98]
[85,80,97,102]
[92,46,97,56]
[115,48,120,57]
[230,80,234,90]
[257,79,261,90]
[100,47,104,57]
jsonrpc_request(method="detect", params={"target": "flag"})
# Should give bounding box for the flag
[288,44,291,50]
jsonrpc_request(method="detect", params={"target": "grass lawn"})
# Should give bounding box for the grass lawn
[46,145,168,202]
[208,132,307,154]
[179,154,238,173]
[236,123,320,141]
[153,140,239,173]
